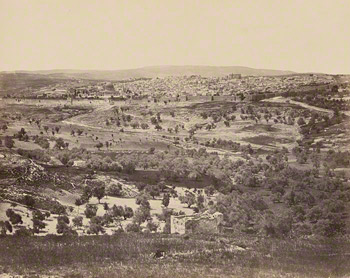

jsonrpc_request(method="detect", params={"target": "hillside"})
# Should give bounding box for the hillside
[7,65,296,81]
[0,73,71,95]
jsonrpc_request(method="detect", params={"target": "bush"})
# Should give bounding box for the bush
[22,195,36,207]
[87,218,105,235]
[17,148,51,163]
[72,216,83,228]
[33,219,46,234]
[4,136,14,149]
[146,221,158,232]
[85,204,98,219]
[106,183,123,197]
[125,223,141,233]
[133,205,151,225]
[50,202,67,215]
[34,137,50,149]
[56,215,76,235]
[14,227,33,237]
[6,209,23,225]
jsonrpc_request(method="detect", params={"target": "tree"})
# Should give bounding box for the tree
[150,117,158,125]
[77,129,83,136]
[162,193,170,208]
[297,117,306,126]
[106,183,123,197]
[87,216,105,235]
[22,195,35,207]
[141,123,149,130]
[57,151,73,166]
[145,184,160,199]
[133,205,151,225]
[196,194,205,210]
[1,124,8,132]
[95,142,103,151]
[32,211,46,234]
[131,121,140,129]
[32,210,45,221]
[4,221,12,233]
[103,202,109,211]
[32,218,46,234]
[92,184,105,203]
[125,222,142,232]
[56,215,76,235]
[84,204,98,218]
[75,198,83,212]
[14,227,33,237]
[136,193,151,209]
[111,205,125,219]
[54,138,67,149]
[72,216,83,229]
[205,185,215,196]
[81,186,93,204]
[55,126,60,133]
[146,220,158,232]
[6,209,23,225]
[44,126,49,133]
[179,191,196,208]
[124,206,134,220]
[4,136,14,149]
[0,221,12,236]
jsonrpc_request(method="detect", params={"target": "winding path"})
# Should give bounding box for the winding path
[262,96,334,116]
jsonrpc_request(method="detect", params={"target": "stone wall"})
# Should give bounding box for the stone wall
[170,212,223,235]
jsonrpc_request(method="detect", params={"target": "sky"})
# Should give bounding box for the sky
[0,0,349,74]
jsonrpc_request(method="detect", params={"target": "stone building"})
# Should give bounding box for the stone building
[170,211,223,235]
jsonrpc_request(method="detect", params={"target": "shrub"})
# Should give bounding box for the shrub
[22,195,36,207]
[133,205,151,225]
[0,221,12,235]
[87,217,105,235]
[14,227,33,237]
[125,223,141,233]
[84,204,98,219]
[6,209,23,225]
[146,220,158,232]
[106,183,123,197]
[4,136,14,149]
[33,218,46,234]
[72,216,83,229]
[56,215,76,235]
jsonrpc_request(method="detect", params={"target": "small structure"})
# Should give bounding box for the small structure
[170,211,223,235]
[72,160,86,167]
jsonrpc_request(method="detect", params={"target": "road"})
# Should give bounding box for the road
[262,96,334,116]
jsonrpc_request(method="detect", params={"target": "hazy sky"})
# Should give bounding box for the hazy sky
[0,0,349,73]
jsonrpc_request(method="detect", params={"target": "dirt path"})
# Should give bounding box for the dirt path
[263,96,334,116]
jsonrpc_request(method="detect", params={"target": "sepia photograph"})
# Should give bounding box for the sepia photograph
[0,0,350,277]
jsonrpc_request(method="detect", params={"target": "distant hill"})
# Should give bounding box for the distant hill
[7,65,296,81]
[0,72,70,95]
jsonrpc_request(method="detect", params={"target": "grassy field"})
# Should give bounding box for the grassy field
[0,234,349,277]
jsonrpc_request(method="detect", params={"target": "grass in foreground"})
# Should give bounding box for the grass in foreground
[0,233,349,277]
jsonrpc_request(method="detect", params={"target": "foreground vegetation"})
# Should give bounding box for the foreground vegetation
[0,233,349,278]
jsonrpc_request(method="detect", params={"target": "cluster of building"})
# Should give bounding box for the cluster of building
[19,73,342,103]
[110,74,336,101]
